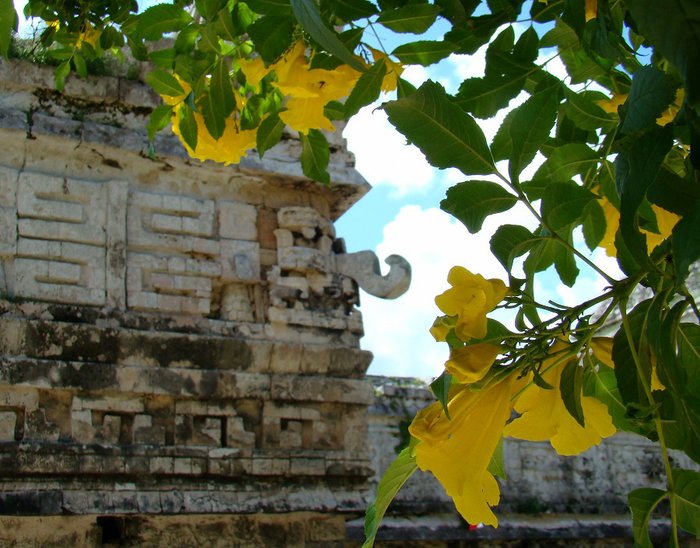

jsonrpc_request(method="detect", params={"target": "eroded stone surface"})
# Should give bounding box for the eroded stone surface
[0,58,403,533]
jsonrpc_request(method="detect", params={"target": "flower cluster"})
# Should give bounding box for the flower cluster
[164,39,402,165]
[412,268,618,527]
[431,266,507,384]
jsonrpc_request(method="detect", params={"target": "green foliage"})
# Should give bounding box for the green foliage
[383,81,496,175]
[362,448,417,548]
[300,129,331,185]
[441,180,517,233]
[629,487,667,548]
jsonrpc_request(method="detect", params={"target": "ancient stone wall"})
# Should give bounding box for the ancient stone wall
[0,57,410,545]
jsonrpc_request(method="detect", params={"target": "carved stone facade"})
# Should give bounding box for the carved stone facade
[0,58,410,545]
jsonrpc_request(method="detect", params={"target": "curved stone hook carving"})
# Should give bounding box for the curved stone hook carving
[335,251,411,299]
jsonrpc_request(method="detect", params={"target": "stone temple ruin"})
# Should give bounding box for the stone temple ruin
[0,58,695,546]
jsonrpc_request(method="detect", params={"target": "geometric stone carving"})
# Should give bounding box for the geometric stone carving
[0,58,408,536]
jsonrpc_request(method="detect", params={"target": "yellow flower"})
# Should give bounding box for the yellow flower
[238,56,269,88]
[446,343,501,384]
[656,88,685,126]
[409,377,515,526]
[435,267,508,341]
[76,22,101,49]
[645,205,681,251]
[598,198,680,257]
[590,337,613,368]
[280,96,335,133]
[585,0,597,21]
[171,109,256,165]
[369,47,404,93]
[271,40,361,133]
[597,93,627,115]
[504,341,616,455]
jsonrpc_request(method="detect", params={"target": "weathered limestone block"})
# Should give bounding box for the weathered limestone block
[0,57,414,546]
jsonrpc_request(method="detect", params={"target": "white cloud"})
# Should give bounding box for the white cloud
[361,203,534,378]
[344,104,436,195]
[359,203,625,378]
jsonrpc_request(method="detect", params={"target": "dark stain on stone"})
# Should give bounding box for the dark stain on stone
[24,322,120,363]
[59,363,117,391]
[199,371,219,397]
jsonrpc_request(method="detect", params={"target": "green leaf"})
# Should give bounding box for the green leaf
[135,4,193,41]
[548,20,612,85]
[300,129,330,184]
[54,60,71,92]
[586,364,642,433]
[529,144,599,195]
[564,89,616,131]
[647,167,700,218]
[198,90,226,140]
[615,124,674,265]
[396,77,417,99]
[625,0,700,110]
[531,362,555,389]
[650,300,687,393]
[0,0,17,57]
[672,468,700,537]
[291,0,366,72]
[339,26,365,49]
[553,230,579,287]
[178,105,198,151]
[540,181,595,231]
[196,0,224,20]
[658,390,700,464]
[441,180,517,233]
[508,89,560,183]
[582,199,606,251]
[146,104,173,142]
[363,448,418,548]
[612,300,653,407]
[245,0,293,16]
[325,0,377,21]
[382,81,496,176]
[217,5,248,40]
[146,69,186,97]
[199,22,223,53]
[454,74,528,119]
[247,15,295,64]
[523,234,557,274]
[679,323,700,397]
[392,40,455,66]
[344,59,386,118]
[257,113,285,157]
[376,4,440,34]
[489,224,537,273]
[487,436,506,480]
[672,199,700,285]
[148,48,176,69]
[619,66,675,135]
[430,372,451,418]
[560,359,585,427]
[628,487,667,548]
[72,52,87,79]
[324,100,346,120]
[491,107,516,162]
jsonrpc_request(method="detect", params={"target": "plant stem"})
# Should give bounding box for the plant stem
[619,300,679,545]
